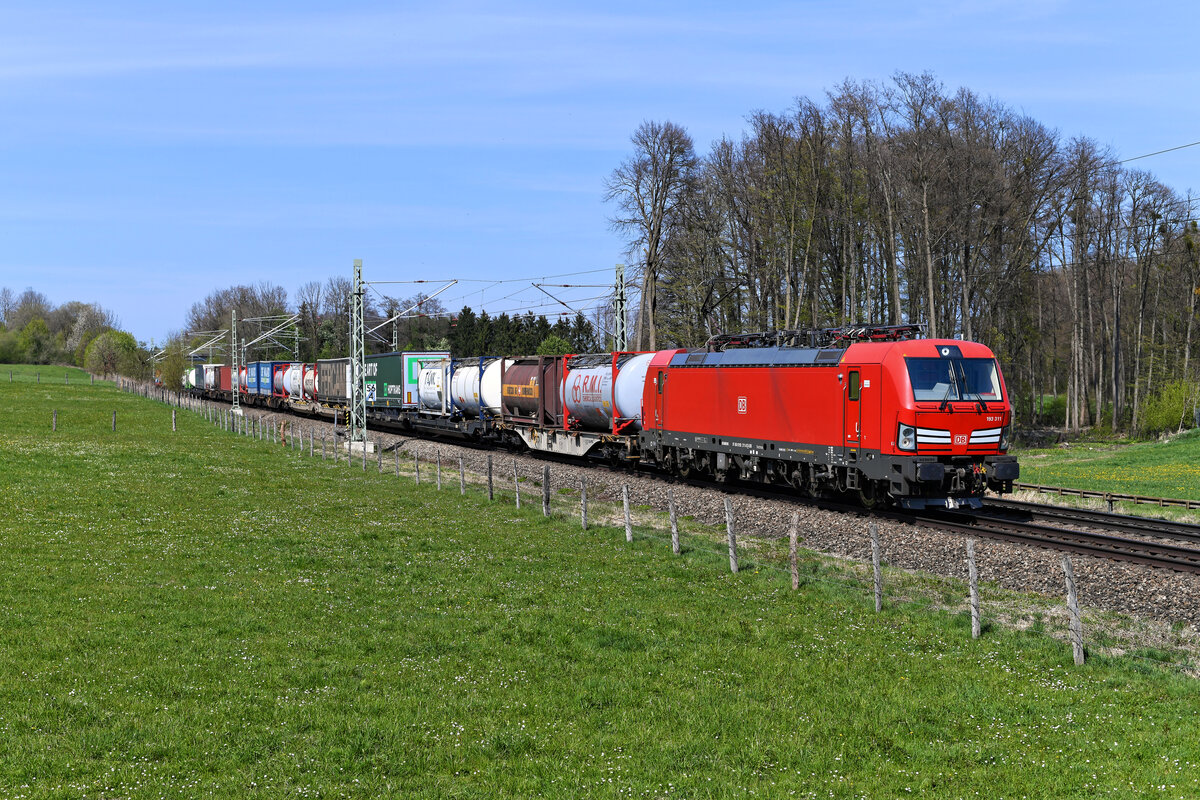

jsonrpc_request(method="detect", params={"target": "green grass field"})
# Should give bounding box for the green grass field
[3,364,1199,798]
[1017,430,1200,502]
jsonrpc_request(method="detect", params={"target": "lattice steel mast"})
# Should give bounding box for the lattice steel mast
[230,310,240,414]
[614,263,627,351]
[349,259,366,445]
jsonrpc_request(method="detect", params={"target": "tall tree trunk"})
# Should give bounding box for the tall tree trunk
[922,182,938,338]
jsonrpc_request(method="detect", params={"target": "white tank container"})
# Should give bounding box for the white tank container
[283,364,302,396]
[449,358,510,416]
[272,365,288,394]
[203,365,217,390]
[563,353,653,432]
[480,358,508,413]
[450,361,484,415]
[419,360,450,411]
[303,366,317,399]
[239,367,248,391]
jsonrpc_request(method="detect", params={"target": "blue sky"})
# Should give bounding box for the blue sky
[1,0,1198,343]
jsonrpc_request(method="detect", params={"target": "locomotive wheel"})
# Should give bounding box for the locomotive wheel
[790,465,809,496]
[857,481,885,510]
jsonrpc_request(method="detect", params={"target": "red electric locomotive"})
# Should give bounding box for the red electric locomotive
[638,325,1018,508]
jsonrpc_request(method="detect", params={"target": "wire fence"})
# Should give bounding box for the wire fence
[112,377,1200,677]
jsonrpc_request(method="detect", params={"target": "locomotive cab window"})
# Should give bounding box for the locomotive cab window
[848,371,860,401]
[905,357,1002,403]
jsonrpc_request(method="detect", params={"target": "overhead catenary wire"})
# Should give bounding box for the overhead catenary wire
[1119,138,1200,165]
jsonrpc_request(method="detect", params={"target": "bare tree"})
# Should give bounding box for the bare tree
[186,283,289,333]
[7,288,51,333]
[605,120,698,350]
[0,287,14,327]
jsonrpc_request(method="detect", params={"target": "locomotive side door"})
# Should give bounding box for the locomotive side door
[858,365,881,453]
[653,369,667,428]
[843,368,861,456]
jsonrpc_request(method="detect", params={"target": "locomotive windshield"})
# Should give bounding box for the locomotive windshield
[905,357,1002,403]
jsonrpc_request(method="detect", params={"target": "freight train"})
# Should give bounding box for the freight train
[185,324,1018,509]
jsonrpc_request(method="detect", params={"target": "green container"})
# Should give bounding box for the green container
[365,351,449,408]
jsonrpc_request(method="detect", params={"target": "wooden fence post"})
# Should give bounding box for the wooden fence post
[870,523,882,612]
[669,489,680,555]
[172,409,176,432]
[459,456,465,495]
[487,455,494,500]
[52,409,57,432]
[395,447,399,476]
[789,512,800,590]
[967,538,981,639]
[542,465,551,517]
[1061,555,1086,665]
[437,450,442,490]
[580,478,588,530]
[415,451,421,484]
[309,428,313,457]
[111,411,116,432]
[322,434,326,460]
[623,485,633,542]
[514,461,521,508]
[378,443,383,473]
[724,497,738,573]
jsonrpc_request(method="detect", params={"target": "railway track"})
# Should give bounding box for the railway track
[916,503,1200,575]
[982,497,1200,545]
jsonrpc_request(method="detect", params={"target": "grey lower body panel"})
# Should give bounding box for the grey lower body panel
[642,428,1016,500]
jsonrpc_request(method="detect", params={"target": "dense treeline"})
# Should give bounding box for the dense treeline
[606,72,1200,436]
[0,286,149,378]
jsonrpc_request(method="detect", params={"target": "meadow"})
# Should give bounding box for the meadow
[1016,430,1200,503]
[2,364,1199,798]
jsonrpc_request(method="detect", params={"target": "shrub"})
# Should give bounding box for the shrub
[1138,380,1196,437]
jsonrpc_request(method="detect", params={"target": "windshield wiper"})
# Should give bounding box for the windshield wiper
[954,361,987,411]
[938,378,955,412]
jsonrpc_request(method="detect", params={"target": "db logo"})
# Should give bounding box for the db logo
[737,396,747,414]
[954,434,968,445]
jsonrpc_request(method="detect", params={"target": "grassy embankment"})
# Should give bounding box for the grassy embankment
[1016,429,1200,503]
[3,363,1199,798]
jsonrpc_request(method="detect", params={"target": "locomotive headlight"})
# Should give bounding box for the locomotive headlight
[1000,425,1011,451]
[897,423,916,451]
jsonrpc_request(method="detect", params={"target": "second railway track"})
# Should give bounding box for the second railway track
[917,503,1200,575]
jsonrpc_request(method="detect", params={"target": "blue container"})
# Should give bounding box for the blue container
[250,361,288,396]
[246,361,264,395]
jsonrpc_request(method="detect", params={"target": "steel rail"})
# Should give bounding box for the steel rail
[982,497,1200,545]
[917,511,1200,575]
